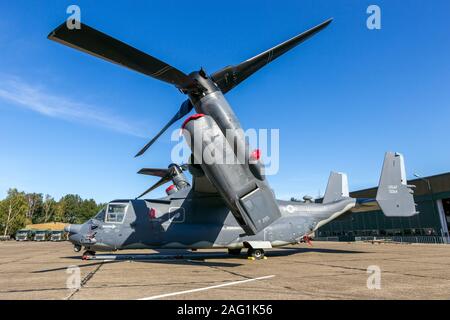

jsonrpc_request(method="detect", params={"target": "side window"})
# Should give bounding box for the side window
[105,203,127,223]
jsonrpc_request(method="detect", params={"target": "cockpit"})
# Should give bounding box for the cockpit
[93,202,128,224]
[93,206,106,221]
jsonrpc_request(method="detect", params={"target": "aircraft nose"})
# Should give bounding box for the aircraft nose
[65,224,82,234]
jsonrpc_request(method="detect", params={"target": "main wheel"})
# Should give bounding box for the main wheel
[82,250,96,260]
[247,248,265,260]
[228,248,242,256]
[73,244,82,252]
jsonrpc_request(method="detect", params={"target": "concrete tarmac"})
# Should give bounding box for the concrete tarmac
[1,241,450,300]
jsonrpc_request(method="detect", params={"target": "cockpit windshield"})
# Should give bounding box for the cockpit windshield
[94,206,106,221]
[105,203,127,223]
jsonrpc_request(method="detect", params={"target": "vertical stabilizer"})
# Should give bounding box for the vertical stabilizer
[323,172,349,203]
[376,152,418,217]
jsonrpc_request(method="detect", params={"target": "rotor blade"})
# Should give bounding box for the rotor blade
[134,100,194,157]
[211,18,333,94]
[137,168,169,178]
[136,176,170,199]
[48,22,195,89]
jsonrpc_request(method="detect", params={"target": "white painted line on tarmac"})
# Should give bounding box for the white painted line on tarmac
[138,275,275,300]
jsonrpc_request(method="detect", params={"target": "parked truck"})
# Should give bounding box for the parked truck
[15,229,33,241]
[49,230,67,241]
[33,230,49,241]
[25,223,68,242]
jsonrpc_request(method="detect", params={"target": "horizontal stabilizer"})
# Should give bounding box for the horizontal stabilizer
[376,152,418,217]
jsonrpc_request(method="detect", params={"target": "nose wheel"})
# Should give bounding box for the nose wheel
[247,248,265,260]
[82,250,96,260]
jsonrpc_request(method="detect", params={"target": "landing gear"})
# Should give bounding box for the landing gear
[73,244,82,252]
[301,236,313,246]
[228,248,242,256]
[82,250,96,260]
[247,248,265,260]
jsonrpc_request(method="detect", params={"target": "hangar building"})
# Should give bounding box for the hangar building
[317,173,450,242]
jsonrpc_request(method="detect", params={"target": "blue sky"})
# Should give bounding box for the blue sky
[0,0,449,203]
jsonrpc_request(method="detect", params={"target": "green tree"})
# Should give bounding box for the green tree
[26,193,43,224]
[41,195,56,223]
[0,189,29,236]
[80,199,103,222]
[1,189,105,228]
[56,194,83,223]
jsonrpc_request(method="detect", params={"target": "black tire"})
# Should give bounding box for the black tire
[82,250,96,260]
[228,248,242,256]
[73,244,82,252]
[247,248,264,260]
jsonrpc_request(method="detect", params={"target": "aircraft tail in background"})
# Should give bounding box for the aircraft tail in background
[324,152,419,217]
[323,172,349,204]
[375,152,419,217]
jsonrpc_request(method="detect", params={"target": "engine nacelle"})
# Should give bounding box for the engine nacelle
[168,164,190,191]
[182,113,281,235]
[165,184,178,196]
[194,91,265,180]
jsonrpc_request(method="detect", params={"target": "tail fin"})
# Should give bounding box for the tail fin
[376,152,418,217]
[323,172,349,203]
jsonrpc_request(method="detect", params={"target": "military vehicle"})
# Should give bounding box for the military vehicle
[33,230,49,242]
[49,18,418,260]
[15,229,32,241]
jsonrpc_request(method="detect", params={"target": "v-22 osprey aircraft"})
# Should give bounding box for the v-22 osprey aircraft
[48,18,418,260]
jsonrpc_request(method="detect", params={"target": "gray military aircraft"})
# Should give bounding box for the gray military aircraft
[49,18,418,260]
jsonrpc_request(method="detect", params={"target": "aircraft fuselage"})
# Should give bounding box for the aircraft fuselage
[66,187,356,252]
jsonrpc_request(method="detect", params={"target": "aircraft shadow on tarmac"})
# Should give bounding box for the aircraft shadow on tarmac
[273,246,367,255]
[32,259,241,274]
[33,246,365,273]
